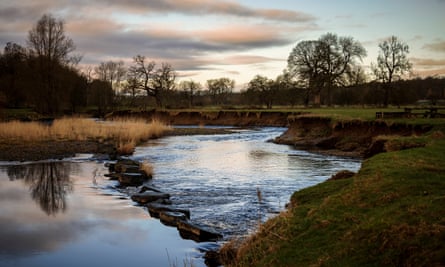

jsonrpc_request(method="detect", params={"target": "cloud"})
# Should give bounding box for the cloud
[222,55,282,65]
[411,57,445,66]
[68,20,295,71]
[0,0,314,81]
[414,68,445,78]
[196,25,292,48]
[411,57,445,77]
[89,0,315,22]
[423,41,445,53]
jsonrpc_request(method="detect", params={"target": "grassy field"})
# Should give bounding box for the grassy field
[222,122,445,266]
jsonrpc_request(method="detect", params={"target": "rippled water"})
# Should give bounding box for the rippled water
[0,127,361,267]
[132,127,361,238]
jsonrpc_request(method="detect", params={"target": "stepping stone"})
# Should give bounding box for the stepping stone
[131,192,170,204]
[177,221,222,242]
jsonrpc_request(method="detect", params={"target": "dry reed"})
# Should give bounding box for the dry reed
[139,161,154,177]
[0,117,172,145]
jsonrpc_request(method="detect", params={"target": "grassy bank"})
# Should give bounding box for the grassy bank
[222,124,445,266]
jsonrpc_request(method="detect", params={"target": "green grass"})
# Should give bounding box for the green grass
[162,106,445,122]
[227,129,445,266]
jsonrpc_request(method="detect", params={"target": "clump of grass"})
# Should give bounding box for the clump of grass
[139,161,154,177]
[116,140,136,155]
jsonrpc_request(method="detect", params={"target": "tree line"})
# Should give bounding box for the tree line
[1,14,444,116]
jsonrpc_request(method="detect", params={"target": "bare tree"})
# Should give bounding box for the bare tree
[123,77,142,106]
[152,63,176,107]
[246,75,275,108]
[287,40,323,106]
[128,55,176,107]
[27,14,77,114]
[27,14,75,64]
[207,78,234,105]
[95,60,126,93]
[372,36,412,107]
[179,80,202,107]
[288,33,366,106]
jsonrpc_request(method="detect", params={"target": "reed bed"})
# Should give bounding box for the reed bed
[0,117,172,148]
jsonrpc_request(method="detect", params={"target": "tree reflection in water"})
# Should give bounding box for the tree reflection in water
[7,162,74,215]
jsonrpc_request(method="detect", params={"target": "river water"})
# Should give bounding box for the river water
[0,127,360,267]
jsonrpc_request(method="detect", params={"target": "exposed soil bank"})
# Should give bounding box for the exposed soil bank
[108,109,297,126]
[0,110,434,161]
[274,116,432,158]
[110,110,433,158]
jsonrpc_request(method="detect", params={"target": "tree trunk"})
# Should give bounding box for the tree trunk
[313,92,321,107]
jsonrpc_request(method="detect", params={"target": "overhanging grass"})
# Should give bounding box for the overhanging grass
[227,133,445,266]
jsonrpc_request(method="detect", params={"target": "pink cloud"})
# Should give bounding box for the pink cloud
[196,24,289,46]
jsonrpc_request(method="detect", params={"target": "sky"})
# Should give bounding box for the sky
[1,0,444,89]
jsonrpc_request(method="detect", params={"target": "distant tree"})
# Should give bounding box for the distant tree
[128,55,176,107]
[123,77,143,106]
[94,60,126,93]
[88,79,114,116]
[207,78,235,105]
[0,42,28,107]
[151,63,176,107]
[372,36,412,107]
[179,80,202,107]
[274,71,304,107]
[246,75,275,108]
[27,14,77,114]
[288,33,366,106]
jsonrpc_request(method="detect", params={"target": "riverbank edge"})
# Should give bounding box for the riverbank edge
[2,111,443,266]
[217,123,445,266]
[0,110,435,162]
[110,110,435,158]
[0,127,236,162]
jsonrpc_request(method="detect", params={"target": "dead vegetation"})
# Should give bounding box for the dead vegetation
[0,117,172,159]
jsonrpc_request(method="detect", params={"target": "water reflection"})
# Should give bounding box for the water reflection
[7,162,73,215]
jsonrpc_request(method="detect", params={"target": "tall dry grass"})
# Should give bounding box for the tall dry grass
[0,117,172,148]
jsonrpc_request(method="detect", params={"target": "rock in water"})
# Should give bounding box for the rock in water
[118,173,148,187]
[159,211,188,227]
[147,203,191,219]
[131,192,170,204]
[177,221,222,242]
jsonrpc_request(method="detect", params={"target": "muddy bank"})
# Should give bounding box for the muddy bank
[274,116,432,158]
[108,109,297,126]
[1,110,433,161]
[110,110,433,158]
[0,140,115,161]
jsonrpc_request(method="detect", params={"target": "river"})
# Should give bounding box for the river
[0,127,361,267]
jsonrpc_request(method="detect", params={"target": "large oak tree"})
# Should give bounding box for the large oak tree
[287,33,366,106]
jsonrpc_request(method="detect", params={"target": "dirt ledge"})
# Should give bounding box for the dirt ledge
[0,140,115,162]
[273,116,432,158]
